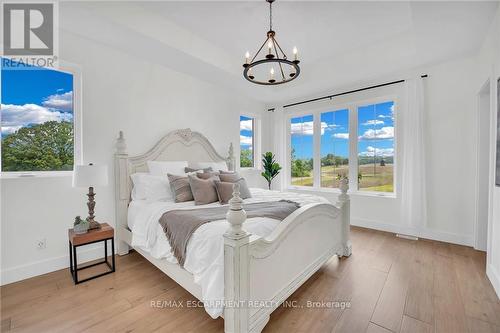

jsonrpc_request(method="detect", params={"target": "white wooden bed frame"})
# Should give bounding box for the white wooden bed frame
[114,128,352,333]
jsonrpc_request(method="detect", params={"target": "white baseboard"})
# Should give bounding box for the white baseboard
[351,217,473,246]
[0,244,106,286]
[486,263,500,299]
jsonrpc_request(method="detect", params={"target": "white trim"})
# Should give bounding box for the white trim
[0,59,83,178]
[473,79,491,251]
[351,217,473,246]
[284,93,399,195]
[486,73,498,268]
[287,185,397,198]
[0,170,73,179]
[0,244,106,286]
[240,113,261,170]
[486,263,500,299]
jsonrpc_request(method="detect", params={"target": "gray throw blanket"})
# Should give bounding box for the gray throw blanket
[159,200,300,266]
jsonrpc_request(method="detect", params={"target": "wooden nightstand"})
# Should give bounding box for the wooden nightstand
[68,223,115,284]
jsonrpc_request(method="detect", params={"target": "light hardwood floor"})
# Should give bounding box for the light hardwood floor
[1,227,499,333]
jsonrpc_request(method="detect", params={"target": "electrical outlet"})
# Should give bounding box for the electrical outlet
[37,238,47,249]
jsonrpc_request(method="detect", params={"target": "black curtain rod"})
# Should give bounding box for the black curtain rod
[281,74,428,109]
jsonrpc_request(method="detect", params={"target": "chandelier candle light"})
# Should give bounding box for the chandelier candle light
[243,0,300,85]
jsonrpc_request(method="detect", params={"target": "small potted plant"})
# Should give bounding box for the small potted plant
[261,152,282,190]
[73,216,89,234]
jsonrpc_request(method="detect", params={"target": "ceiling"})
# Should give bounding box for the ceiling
[61,1,499,104]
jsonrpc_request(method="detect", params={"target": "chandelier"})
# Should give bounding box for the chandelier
[243,0,300,85]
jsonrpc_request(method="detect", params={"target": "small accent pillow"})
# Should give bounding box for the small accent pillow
[197,171,220,180]
[219,170,236,174]
[184,166,213,174]
[167,174,194,202]
[214,178,252,204]
[188,174,219,205]
[217,173,251,199]
[219,172,241,183]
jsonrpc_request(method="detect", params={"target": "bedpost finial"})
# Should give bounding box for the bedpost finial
[225,183,247,239]
[116,130,127,154]
[338,177,349,203]
[339,177,348,194]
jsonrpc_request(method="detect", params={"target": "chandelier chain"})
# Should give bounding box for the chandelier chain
[269,0,273,31]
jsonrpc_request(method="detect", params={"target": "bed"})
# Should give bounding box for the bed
[114,128,352,333]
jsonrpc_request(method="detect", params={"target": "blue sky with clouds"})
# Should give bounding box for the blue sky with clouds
[1,59,73,136]
[240,115,254,149]
[291,101,394,160]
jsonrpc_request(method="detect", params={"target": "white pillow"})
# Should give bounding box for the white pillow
[147,161,188,176]
[189,161,228,172]
[130,173,172,202]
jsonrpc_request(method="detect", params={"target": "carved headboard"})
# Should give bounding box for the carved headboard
[114,128,235,231]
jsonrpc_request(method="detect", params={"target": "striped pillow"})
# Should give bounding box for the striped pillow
[167,174,194,202]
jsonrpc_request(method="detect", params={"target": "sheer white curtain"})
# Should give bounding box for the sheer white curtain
[401,78,427,229]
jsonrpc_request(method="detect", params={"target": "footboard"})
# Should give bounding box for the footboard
[223,180,351,333]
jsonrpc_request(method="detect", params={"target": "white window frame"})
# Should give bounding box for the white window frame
[239,113,261,170]
[285,94,398,198]
[0,60,82,179]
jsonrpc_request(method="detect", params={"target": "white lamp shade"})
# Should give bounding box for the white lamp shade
[72,164,108,188]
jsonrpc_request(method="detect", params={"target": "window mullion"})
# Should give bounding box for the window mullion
[349,105,358,191]
[313,113,321,188]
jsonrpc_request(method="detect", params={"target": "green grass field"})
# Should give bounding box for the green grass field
[291,164,394,192]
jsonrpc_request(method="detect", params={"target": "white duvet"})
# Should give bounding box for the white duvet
[129,188,329,318]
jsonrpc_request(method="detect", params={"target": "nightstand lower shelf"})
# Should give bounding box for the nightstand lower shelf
[69,226,116,284]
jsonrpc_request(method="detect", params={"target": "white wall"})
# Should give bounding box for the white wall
[475,5,500,298]
[0,21,266,284]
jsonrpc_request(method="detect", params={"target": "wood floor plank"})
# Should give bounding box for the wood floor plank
[466,317,500,333]
[453,252,500,326]
[333,265,387,333]
[371,238,416,332]
[1,317,11,332]
[433,253,469,333]
[366,322,392,333]
[404,240,434,324]
[1,229,498,333]
[400,315,433,333]
[433,241,453,258]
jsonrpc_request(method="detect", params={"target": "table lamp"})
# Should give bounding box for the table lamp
[72,163,108,230]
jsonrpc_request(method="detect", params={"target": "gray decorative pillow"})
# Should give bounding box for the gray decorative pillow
[185,166,213,173]
[219,172,241,183]
[219,170,236,174]
[197,171,220,180]
[167,174,194,202]
[188,174,219,205]
[214,178,251,204]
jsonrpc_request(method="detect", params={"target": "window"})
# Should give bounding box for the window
[240,115,254,167]
[357,101,395,192]
[320,109,349,188]
[290,115,314,187]
[1,59,75,173]
[287,98,396,195]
